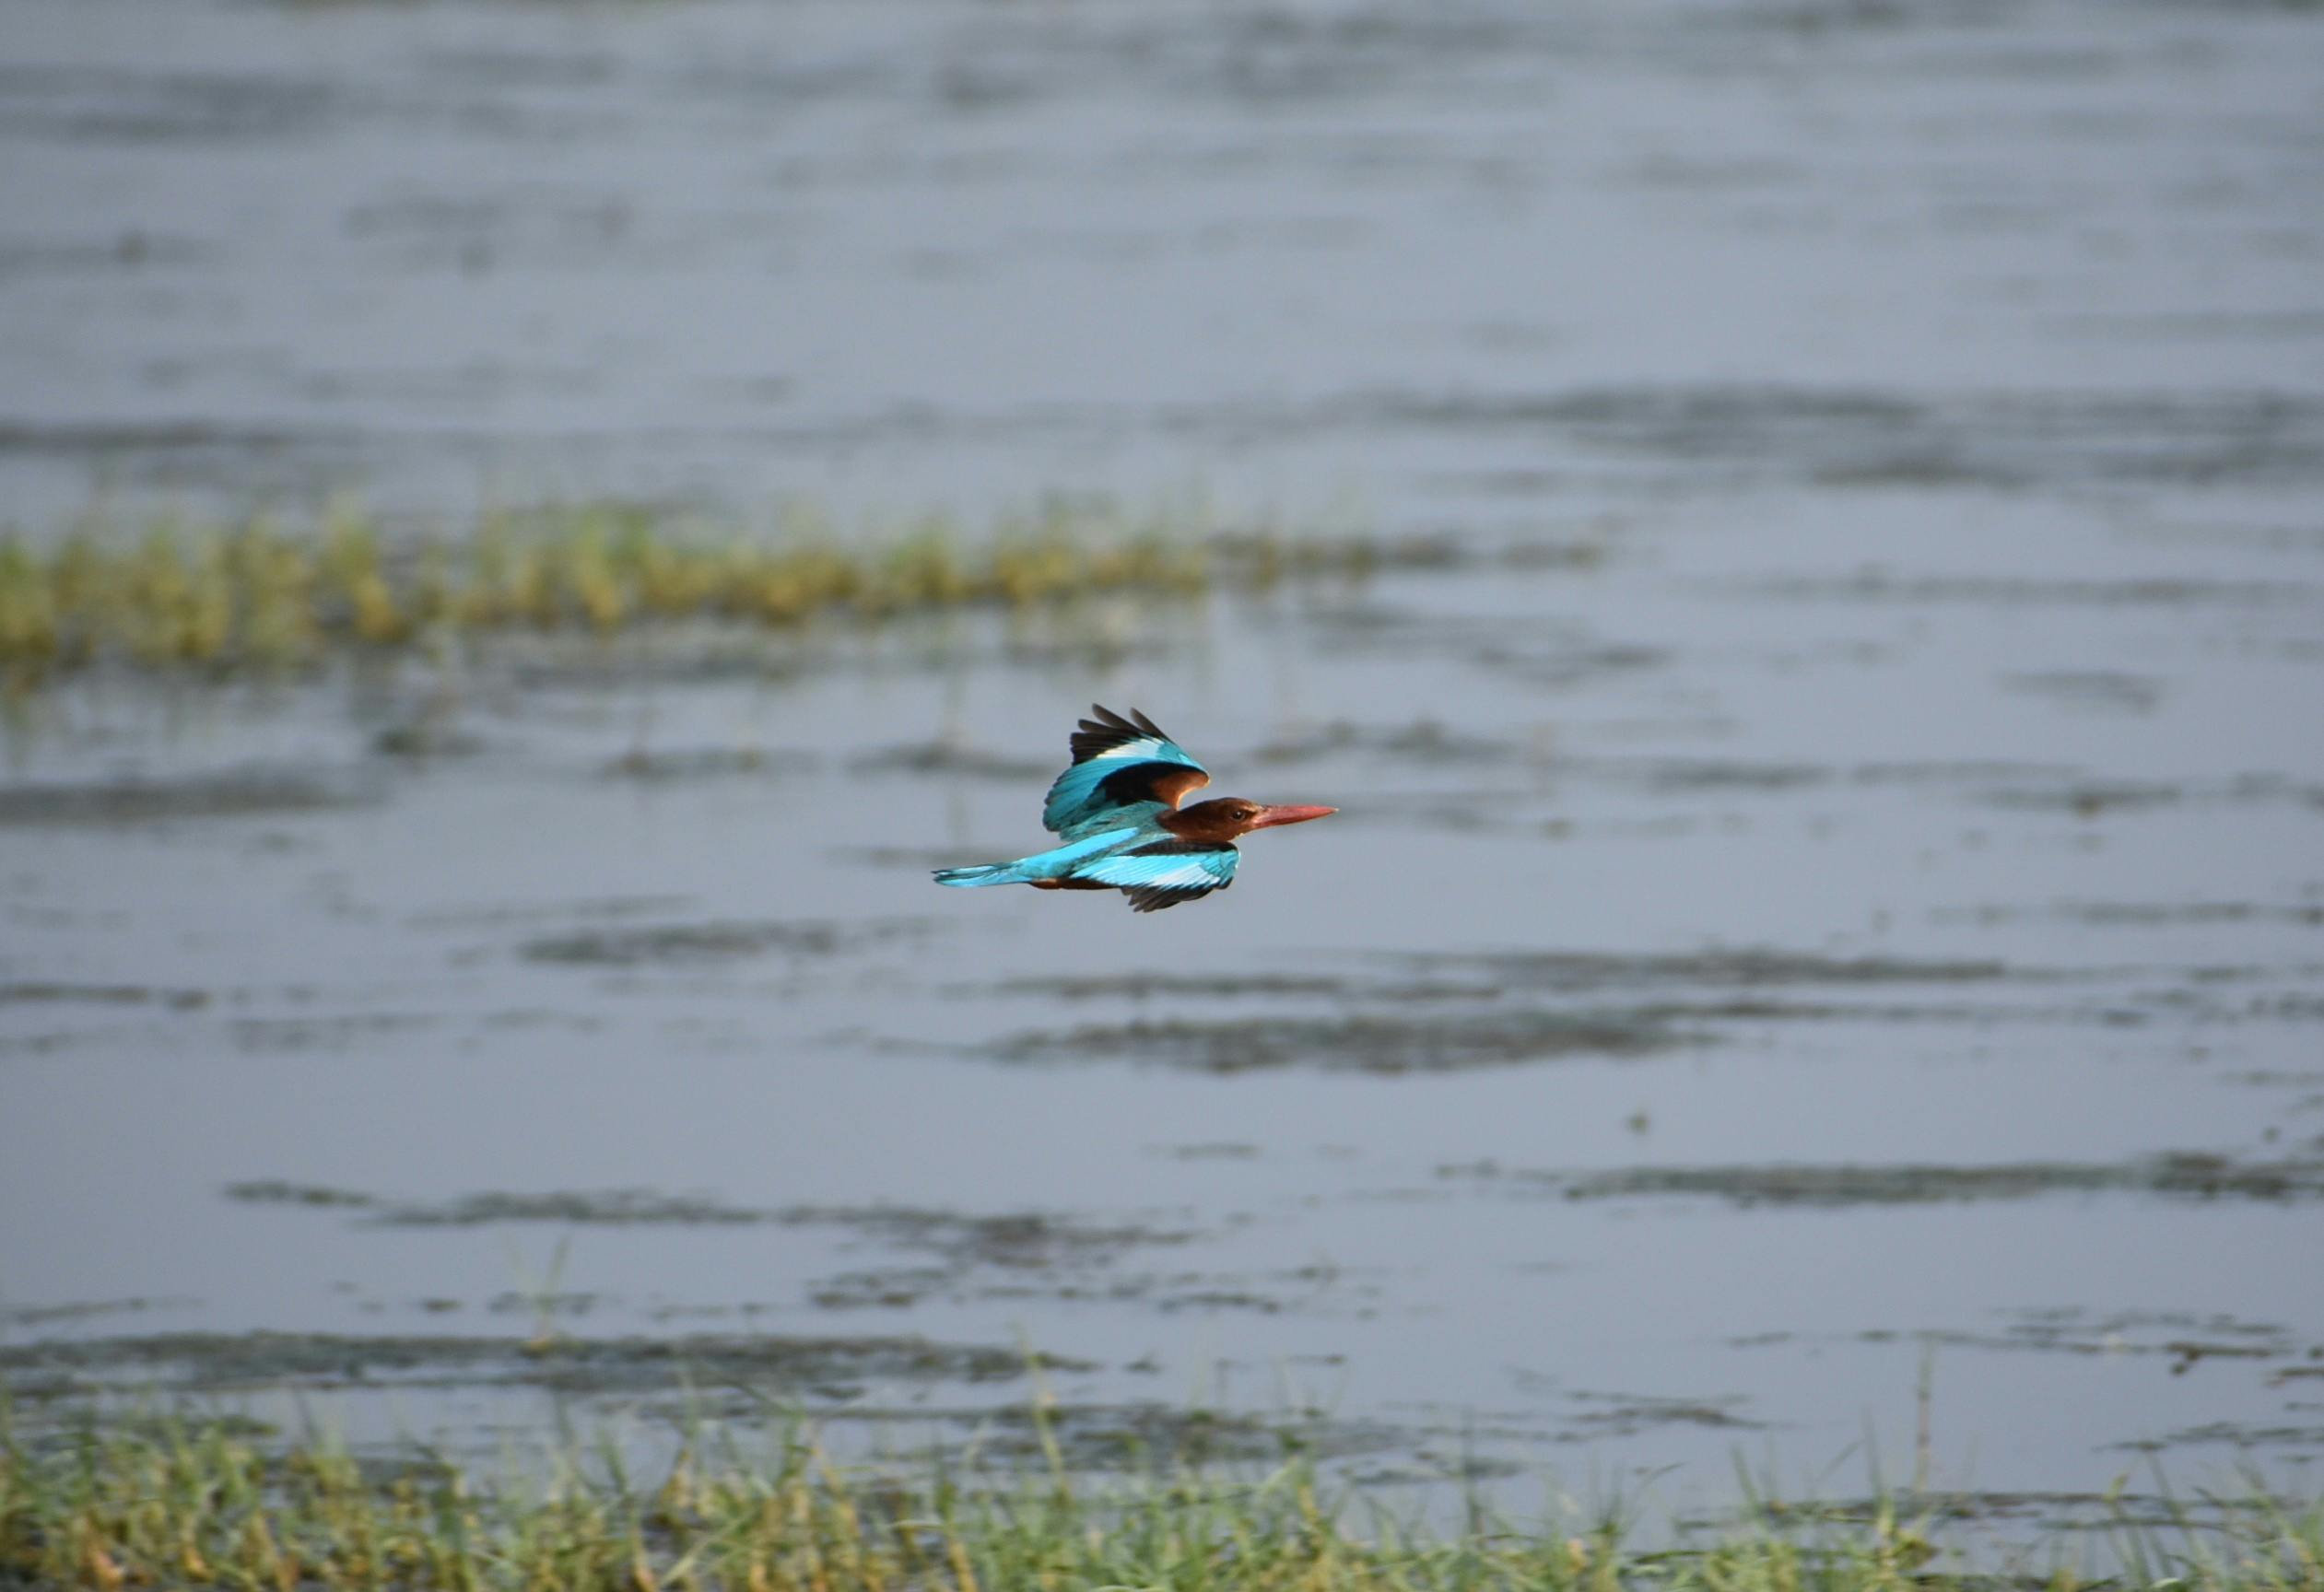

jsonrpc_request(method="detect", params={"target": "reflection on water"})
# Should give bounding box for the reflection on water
[4,0,2324,1531]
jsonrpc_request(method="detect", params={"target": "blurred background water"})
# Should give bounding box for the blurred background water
[4,0,2323,1535]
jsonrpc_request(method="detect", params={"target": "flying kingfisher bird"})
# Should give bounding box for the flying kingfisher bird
[933,705,1337,912]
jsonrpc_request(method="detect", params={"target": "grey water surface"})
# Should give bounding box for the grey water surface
[4,0,2324,1535]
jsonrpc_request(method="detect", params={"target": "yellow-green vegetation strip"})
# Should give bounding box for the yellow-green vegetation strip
[2,1404,2320,1592]
[0,500,1391,687]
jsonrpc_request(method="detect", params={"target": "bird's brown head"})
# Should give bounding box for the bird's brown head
[1162,797,1338,844]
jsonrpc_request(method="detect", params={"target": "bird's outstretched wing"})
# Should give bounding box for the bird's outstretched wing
[1066,838,1239,913]
[1042,705,1211,836]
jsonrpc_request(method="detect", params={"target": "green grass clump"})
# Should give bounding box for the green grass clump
[0,498,1389,691]
[2,1400,2320,1592]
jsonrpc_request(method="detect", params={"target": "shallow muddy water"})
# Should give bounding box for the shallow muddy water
[5,0,2324,1538]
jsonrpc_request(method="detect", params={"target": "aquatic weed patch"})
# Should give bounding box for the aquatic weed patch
[517,918,925,967]
[992,1009,1692,1074]
[3,1401,2321,1591]
[0,768,367,825]
[1443,1154,2324,1207]
[0,1330,1066,1402]
[1388,947,2019,991]
[0,500,1402,687]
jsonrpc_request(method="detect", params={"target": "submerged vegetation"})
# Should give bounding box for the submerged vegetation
[0,499,1403,688]
[3,1401,2320,1592]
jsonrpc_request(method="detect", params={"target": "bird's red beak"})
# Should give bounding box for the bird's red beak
[1248,803,1337,830]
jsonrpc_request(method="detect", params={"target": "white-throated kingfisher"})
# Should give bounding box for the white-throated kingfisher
[933,706,1336,912]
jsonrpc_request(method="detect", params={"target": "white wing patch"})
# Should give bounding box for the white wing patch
[1087,737,1173,765]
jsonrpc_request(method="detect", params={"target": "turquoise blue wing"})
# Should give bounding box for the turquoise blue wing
[1066,840,1239,913]
[1042,706,1211,836]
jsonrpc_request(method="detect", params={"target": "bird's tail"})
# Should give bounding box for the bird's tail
[933,830,1136,891]
[933,861,1016,888]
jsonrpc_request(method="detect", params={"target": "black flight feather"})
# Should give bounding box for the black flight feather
[1068,704,1170,766]
[1126,876,1233,913]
